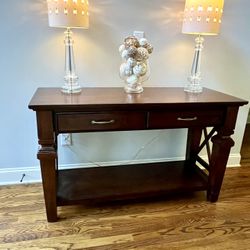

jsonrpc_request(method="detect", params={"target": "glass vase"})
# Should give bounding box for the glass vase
[120,60,150,94]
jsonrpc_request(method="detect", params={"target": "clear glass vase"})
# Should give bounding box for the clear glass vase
[120,60,150,94]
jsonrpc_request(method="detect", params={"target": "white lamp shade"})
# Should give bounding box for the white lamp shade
[182,0,224,35]
[47,0,89,29]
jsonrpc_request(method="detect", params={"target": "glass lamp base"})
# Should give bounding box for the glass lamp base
[62,28,82,94]
[184,36,204,94]
[61,84,82,94]
[184,83,202,93]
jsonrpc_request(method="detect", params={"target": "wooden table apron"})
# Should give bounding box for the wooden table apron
[29,87,248,222]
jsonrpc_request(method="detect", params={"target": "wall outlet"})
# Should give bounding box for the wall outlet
[61,134,72,146]
[133,31,145,39]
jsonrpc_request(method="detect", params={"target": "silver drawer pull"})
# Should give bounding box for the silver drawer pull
[91,120,115,125]
[177,117,198,121]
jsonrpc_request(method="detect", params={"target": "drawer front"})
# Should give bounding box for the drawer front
[57,112,146,132]
[148,110,224,129]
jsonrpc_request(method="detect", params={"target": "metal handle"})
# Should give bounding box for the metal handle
[91,120,115,125]
[177,117,198,121]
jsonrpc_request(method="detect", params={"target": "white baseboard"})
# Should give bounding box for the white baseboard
[200,153,241,168]
[218,153,241,167]
[0,154,242,186]
[0,167,42,186]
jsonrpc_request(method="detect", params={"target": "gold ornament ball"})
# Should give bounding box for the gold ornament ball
[136,47,149,61]
[146,44,154,54]
[124,36,140,48]
[127,46,138,59]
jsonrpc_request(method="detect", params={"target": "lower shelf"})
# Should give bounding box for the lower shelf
[57,161,208,205]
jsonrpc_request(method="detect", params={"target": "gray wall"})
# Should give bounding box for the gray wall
[1,0,249,180]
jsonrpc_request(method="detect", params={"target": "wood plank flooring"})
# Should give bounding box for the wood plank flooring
[0,166,250,249]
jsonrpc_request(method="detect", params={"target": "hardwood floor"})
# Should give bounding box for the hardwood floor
[0,165,250,249]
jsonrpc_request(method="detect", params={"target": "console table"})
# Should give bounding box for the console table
[29,87,247,222]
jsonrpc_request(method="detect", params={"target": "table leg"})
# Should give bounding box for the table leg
[207,134,234,202]
[36,111,58,222]
[207,106,239,202]
[38,147,58,222]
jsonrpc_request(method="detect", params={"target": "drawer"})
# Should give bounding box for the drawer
[148,109,224,129]
[56,112,146,132]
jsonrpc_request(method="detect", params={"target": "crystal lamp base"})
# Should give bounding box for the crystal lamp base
[184,75,203,93]
[61,83,82,94]
[184,36,204,94]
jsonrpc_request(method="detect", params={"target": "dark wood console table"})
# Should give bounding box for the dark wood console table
[29,87,247,222]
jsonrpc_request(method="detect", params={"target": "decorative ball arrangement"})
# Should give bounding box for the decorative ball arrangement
[119,35,153,94]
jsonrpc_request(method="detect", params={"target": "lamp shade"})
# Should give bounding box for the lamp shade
[47,0,89,29]
[182,0,224,35]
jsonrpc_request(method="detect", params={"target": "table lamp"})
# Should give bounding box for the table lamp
[47,0,89,94]
[182,0,224,93]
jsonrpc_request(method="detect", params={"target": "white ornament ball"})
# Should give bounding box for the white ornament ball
[133,62,147,77]
[136,47,149,61]
[127,57,137,67]
[119,44,125,55]
[121,50,129,60]
[126,74,139,85]
[119,63,127,79]
[120,63,133,78]
[139,38,148,47]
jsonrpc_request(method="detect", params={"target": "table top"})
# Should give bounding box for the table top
[29,87,248,111]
